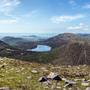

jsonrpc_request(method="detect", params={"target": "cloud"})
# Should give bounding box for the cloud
[13,10,39,24]
[67,23,89,30]
[0,0,21,16]
[22,10,38,18]
[0,19,17,24]
[51,14,84,24]
[69,0,76,6]
[0,9,38,25]
[83,3,90,9]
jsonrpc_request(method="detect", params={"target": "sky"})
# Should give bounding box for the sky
[0,0,90,34]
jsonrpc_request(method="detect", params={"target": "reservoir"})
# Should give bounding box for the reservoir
[27,45,51,52]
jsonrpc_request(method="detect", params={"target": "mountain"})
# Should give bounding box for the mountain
[1,35,49,50]
[2,35,47,45]
[51,41,90,65]
[0,33,90,65]
[41,33,90,48]
[15,41,37,50]
[0,40,21,57]
[2,36,37,50]
[22,35,47,41]
[41,33,79,48]
[78,34,90,39]
[35,33,90,65]
[0,40,13,50]
[2,36,25,46]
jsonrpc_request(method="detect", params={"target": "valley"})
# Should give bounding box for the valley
[0,33,90,65]
[0,33,90,90]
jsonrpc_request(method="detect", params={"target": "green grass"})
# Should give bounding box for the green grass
[0,57,89,90]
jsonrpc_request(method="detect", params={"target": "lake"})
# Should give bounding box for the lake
[27,45,51,52]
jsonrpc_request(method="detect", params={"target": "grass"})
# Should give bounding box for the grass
[0,57,89,90]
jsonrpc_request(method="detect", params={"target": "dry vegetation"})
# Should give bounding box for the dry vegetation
[0,57,90,90]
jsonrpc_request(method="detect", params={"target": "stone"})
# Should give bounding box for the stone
[86,87,90,90]
[27,76,31,79]
[0,87,9,90]
[81,82,89,86]
[56,86,61,89]
[31,70,38,74]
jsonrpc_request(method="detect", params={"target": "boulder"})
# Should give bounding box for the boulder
[0,87,9,90]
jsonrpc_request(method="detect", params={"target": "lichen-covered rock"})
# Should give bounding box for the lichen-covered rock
[31,69,38,74]
[86,87,90,90]
[0,87,9,90]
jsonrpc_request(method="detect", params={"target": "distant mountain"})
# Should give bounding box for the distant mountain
[0,40,20,57]
[22,35,47,41]
[0,39,32,59]
[0,33,90,65]
[1,35,49,50]
[0,40,12,50]
[36,33,90,65]
[78,34,90,41]
[41,33,90,48]
[1,36,38,50]
[41,33,78,48]
[15,41,37,50]
[2,36,25,45]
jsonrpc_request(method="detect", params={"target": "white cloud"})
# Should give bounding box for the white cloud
[51,14,84,24]
[69,0,76,6]
[0,19,17,24]
[0,9,39,25]
[22,10,38,18]
[0,0,21,16]
[67,23,89,30]
[12,10,39,24]
[83,3,90,9]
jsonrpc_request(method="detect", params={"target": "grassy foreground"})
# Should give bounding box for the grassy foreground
[0,57,90,90]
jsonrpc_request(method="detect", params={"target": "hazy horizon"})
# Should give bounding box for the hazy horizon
[0,32,90,37]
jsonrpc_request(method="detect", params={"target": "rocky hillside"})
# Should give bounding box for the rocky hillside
[0,57,89,90]
[2,36,37,50]
[0,40,31,59]
[14,41,37,50]
[36,33,90,65]
[51,41,90,65]
[0,33,90,65]
[0,40,13,50]
[41,33,90,48]
[2,36,25,46]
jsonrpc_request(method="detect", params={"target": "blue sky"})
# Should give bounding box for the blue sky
[0,0,90,34]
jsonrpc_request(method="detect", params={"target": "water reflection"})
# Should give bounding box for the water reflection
[27,45,51,52]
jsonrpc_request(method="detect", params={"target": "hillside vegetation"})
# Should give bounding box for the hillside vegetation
[0,33,90,65]
[0,57,90,90]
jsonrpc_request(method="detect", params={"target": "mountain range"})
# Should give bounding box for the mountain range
[0,33,90,65]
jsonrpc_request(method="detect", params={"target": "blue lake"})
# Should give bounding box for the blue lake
[27,45,51,52]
